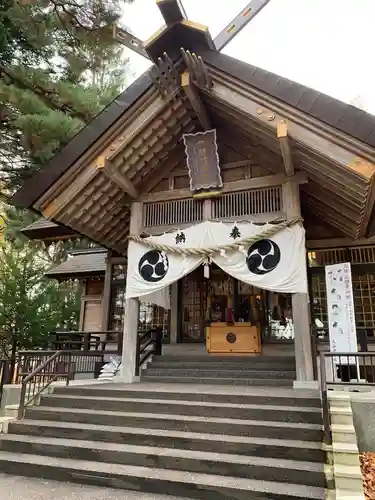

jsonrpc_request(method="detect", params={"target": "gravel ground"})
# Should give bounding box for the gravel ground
[0,474,190,500]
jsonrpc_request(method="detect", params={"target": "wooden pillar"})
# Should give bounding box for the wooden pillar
[203,199,212,220]
[101,250,113,331]
[119,201,142,383]
[170,282,179,344]
[282,181,315,387]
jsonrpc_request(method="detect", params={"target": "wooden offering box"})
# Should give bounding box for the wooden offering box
[206,322,261,354]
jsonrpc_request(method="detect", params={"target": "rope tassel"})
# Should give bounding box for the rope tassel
[204,262,210,279]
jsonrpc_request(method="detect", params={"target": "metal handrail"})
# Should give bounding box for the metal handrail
[17,350,72,419]
[319,351,375,445]
[319,351,331,444]
[135,327,163,376]
[0,359,12,404]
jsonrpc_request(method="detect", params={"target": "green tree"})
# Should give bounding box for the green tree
[0,0,133,192]
[0,0,133,355]
[0,242,81,359]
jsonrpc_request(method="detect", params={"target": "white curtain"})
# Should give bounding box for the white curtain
[125,220,308,305]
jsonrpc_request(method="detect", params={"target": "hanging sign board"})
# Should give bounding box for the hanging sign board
[325,262,358,365]
[183,129,222,193]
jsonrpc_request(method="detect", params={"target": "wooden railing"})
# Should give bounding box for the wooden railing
[49,331,121,353]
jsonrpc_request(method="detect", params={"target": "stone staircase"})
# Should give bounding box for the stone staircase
[141,353,297,386]
[0,355,328,499]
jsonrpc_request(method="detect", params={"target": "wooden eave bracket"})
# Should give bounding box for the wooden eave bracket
[277,120,294,176]
[181,71,211,130]
[96,156,139,199]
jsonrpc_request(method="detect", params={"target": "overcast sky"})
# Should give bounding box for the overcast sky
[121,0,375,115]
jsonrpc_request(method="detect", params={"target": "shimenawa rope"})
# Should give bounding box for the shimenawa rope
[127,217,302,256]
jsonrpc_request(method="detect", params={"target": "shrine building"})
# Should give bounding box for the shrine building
[13,0,375,389]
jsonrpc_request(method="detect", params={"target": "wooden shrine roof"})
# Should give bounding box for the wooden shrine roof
[21,217,77,240]
[10,1,375,248]
[45,248,106,280]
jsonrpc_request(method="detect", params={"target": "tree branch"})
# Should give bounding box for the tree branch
[0,65,93,122]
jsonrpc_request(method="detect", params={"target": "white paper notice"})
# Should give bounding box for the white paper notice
[325,262,358,365]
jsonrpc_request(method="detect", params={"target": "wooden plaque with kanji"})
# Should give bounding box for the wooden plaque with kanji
[183,129,223,193]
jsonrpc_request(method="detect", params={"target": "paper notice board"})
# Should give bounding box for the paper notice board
[325,262,358,365]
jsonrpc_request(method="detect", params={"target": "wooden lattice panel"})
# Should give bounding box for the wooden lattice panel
[211,186,282,220]
[308,249,348,267]
[350,246,375,264]
[143,198,204,228]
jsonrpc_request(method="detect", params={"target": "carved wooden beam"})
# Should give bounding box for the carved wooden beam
[181,71,211,130]
[306,236,375,249]
[205,78,375,176]
[140,171,307,203]
[96,156,139,199]
[277,120,294,176]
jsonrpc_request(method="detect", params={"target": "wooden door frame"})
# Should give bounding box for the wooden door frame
[177,271,206,343]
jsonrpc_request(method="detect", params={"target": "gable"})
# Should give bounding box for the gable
[10,10,375,248]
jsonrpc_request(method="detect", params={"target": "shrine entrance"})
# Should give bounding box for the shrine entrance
[177,265,295,349]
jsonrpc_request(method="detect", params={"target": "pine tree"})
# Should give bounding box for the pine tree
[0,0,133,192]
[0,1,135,356]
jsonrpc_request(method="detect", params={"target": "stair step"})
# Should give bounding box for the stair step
[9,420,325,462]
[0,451,325,499]
[141,376,294,387]
[39,395,322,424]
[24,407,322,441]
[149,361,296,371]
[0,434,325,487]
[144,369,296,379]
[54,385,321,407]
[155,355,296,364]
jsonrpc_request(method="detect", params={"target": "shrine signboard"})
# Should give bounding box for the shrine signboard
[183,129,223,193]
[325,262,358,365]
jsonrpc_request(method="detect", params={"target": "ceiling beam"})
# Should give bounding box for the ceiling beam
[357,174,375,238]
[181,71,211,130]
[95,156,139,199]
[43,166,99,220]
[141,147,185,193]
[277,120,294,176]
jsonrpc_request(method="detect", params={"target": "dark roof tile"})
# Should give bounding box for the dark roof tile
[45,249,107,279]
[336,106,375,141]
[202,49,375,149]
[308,94,348,127]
